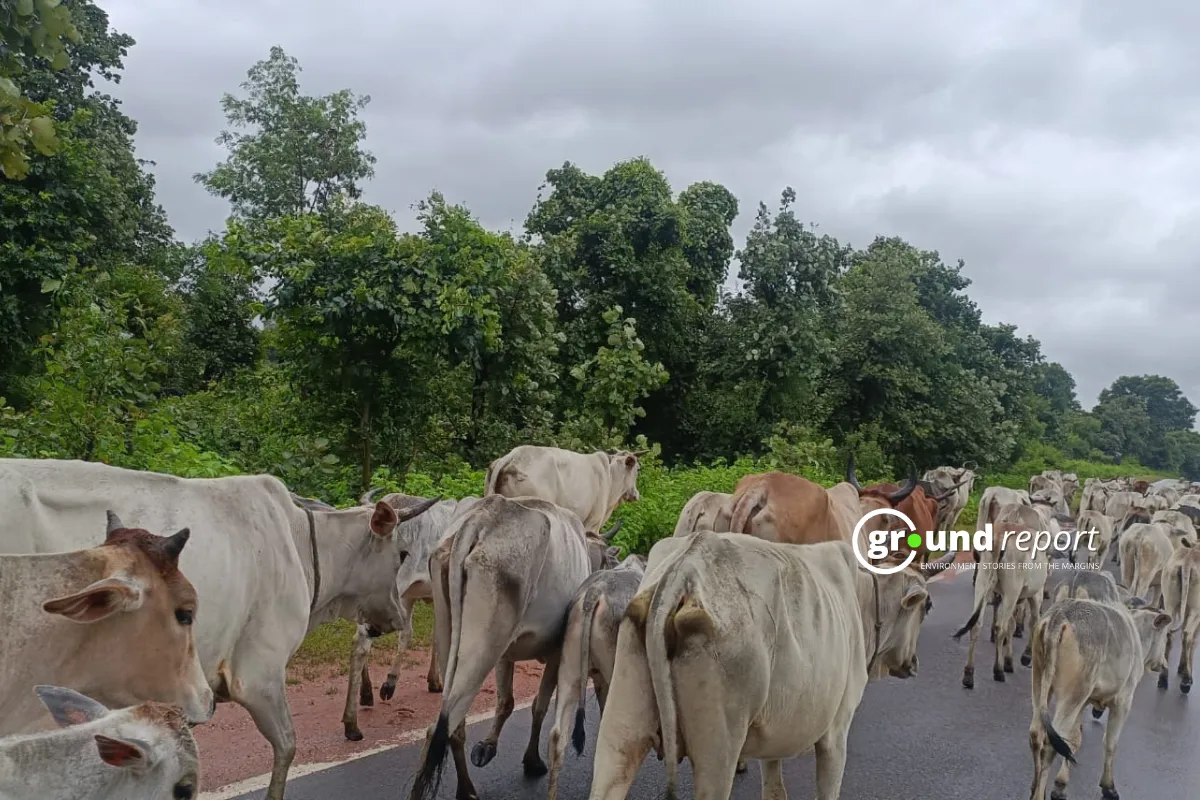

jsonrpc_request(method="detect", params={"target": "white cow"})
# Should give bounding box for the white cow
[340,492,483,742]
[409,495,618,800]
[0,686,200,800]
[1072,510,1114,567]
[0,458,438,800]
[1105,491,1141,527]
[672,490,734,537]
[586,532,954,800]
[1159,543,1200,695]
[921,464,979,532]
[0,513,213,735]
[1120,523,1174,606]
[485,445,645,531]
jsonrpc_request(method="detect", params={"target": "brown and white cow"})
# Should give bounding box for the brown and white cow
[586,532,953,800]
[484,445,644,532]
[0,686,201,800]
[0,513,213,736]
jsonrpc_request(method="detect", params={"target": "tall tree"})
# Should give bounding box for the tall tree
[1098,375,1197,433]
[194,45,376,222]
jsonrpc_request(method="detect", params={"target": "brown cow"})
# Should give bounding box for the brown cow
[727,472,844,544]
[849,459,967,567]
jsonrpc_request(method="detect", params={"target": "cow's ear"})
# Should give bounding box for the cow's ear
[42,576,144,623]
[370,501,398,537]
[1154,613,1173,630]
[35,685,110,728]
[900,584,928,610]
[94,735,151,769]
[625,454,637,468]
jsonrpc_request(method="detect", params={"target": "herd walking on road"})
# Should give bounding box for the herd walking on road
[1,452,1198,799]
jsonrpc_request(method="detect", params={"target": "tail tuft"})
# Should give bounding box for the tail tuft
[1040,710,1077,764]
[571,706,587,755]
[409,713,450,800]
[953,605,983,640]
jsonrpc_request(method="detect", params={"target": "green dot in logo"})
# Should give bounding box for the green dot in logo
[906,532,923,549]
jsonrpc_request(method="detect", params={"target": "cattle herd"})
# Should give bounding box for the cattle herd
[0,453,1198,799]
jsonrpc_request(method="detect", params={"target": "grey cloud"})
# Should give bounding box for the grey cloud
[101,0,1200,411]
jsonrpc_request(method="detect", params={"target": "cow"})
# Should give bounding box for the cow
[726,471,848,545]
[1081,481,1110,514]
[546,552,648,800]
[954,503,1052,688]
[1071,511,1114,567]
[978,486,1032,529]
[0,512,213,736]
[1049,569,1127,607]
[409,495,618,800]
[1152,509,1197,550]
[1132,479,1151,494]
[1158,543,1200,694]
[922,463,979,532]
[1060,473,1080,509]
[1119,523,1174,606]
[341,491,483,742]
[848,460,967,566]
[484,445,645,532]
[0,458,439,800]
[1176,494,1200,510]
[827,481,866,541]
[1029,475,1069,517]
[1105,491,1141,527]
[1110,508,1152,566]
[672,491,733,537]
[0,686,200,800]
[1027,598,1171,800]
[585,531,954,800]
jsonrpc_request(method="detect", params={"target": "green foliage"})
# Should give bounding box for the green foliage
[193,45,376,222]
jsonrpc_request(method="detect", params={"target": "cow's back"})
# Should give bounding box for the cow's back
[0,458,310,682]
[489,447,607,530]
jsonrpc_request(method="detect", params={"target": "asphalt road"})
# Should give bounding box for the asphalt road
[233,563,1200,800]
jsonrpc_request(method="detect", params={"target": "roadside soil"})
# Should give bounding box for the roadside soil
[193,646,545,792]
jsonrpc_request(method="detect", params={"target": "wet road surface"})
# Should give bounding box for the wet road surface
[232,562,1200,799]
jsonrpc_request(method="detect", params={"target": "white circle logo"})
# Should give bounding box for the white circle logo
[852,507,918,575]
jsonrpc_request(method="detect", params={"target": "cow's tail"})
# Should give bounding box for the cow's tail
[644,562,712,800]
[1130,540,1144,600]
[954,550,998,640]
[1037,621,1077,765]
[729,484,767,535]
[484,453,511,496]
[571,586,600,756]
[1179,563,1193,632]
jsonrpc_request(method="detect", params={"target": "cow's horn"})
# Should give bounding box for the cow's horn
[105,510,125,537]
[932,474,974,502]
[630,449,650,458]
[161,528,192,563]
[846,454,862,493]
[601,519,623,542]
[395,495,441,523]
[962,460,978,471]
[360,487,385,506]
[888,469,919,504]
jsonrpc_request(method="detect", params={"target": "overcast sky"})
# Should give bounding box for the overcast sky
[102,0,1200,411]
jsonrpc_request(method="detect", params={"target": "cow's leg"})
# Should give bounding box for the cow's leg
[522,652,561,777]
[963,605,982,689]
[547,657,582,800]
[588,623,657,800]
[427,603,443,692]
[1020,593,1043,668]
[761,759,787,800]
[234,672,296,800]
[1099,699,1130,799]
[813,721,851,800]
[595,675,608,714]
[1181,627,1196,695]
[471,659,516,768]
[447,720,479,800]
[1160,627,1175,690]
[343,622,374,741]
[994,592,1019,681]
[381,597,416,702]
[1050,700,1088,800]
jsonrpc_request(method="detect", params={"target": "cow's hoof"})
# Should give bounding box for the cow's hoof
[359,685,374,707]
[1181,679,1192,695]
[1101,785,1119,800]
[379,678,396,702]
[736,759,748,774]
[989,630,996,643]
[456,789,479,800]
[344,725,363,742]
[1020,651,1032,668]
[1051,789,1067,800]
[1004,658,1015,674]
[427,680,443,694]
[1014,624,1025,639]
[1091,706,1104,720]
[962,667,975,689]
[523,756,548,777]
[1159,674,1170,690]
[993,667,1006,683]
[471,741,497,768]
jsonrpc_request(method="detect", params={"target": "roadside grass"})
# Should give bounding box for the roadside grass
[288,601,435,682]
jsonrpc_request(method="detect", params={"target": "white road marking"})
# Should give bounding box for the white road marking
[198,697,537,800]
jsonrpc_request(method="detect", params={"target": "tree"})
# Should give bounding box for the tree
[1098,375,1197,433]
[0,0,80,178]
[194,46,376,222]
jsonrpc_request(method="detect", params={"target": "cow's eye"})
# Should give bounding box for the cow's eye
[175,609,194,626]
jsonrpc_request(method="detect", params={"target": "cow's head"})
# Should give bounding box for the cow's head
[43,512,215,727]
[1129,607,1173,672]
[35,686,201,799]
[862,549,956,680]
[607,450,647,504]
